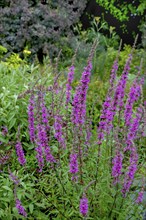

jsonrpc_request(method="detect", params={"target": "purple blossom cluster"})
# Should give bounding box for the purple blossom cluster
[113,54,132,112]
[28,95,35,143]
[72,62,92,126]
[136,190,144,204]
[66,65,75,106]
[125,107,142,151]
[36,124,55,172]
[109,59,119,91]
[15,141,26,166]
[97,59,118,144]
[122,107,142,195]
[122,147,138,196]
[54,114,66,149]
[9,172,20,185]
[97,96,113,144]
[16,199,27,217]
[41,95,49,126]
[124,80,141,127]
[112,151,123,184]
[79,195,88,217]
[69,153,78,174]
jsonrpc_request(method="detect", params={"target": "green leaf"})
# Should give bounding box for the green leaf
[0,136,7,143]
[8,118,16,129]
[29,204,34,214]
[2,186,12,191]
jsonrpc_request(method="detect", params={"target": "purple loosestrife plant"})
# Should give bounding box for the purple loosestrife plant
[124,80,141,127]
[109,59,119,90]
[28,95,35,143]
[41,94,50,128]
[9,172,20,185]
[15,199,27,217]
[97,58,119,144]
[136,190,144,204]
[79,195,88,217]
[72,61,92,126]
[35,124,45,172]
[69,153,78,174]
[15,141,26,166]
[122,147,138,196]
[122,107,142,195]
[112,151,123,184]
[35,124,55,172]
[54,114,66,149]
[66,65,75,107]
[125,107,142,151]
[112,53,133,113]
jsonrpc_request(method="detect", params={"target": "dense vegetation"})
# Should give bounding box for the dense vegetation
[0,1,146,219]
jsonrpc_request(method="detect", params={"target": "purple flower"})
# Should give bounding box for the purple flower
[72,62,92,126]
[97,58,119,144]
[41,95,49,126]
[35,124,55,172]
[69,153,78,174]
[109,59,118,91]
[79,196,88,217]
[124,80,141,127]
[28,95,35,143]
[136,190,144,204]
[9,172,20,185]
[54,115,66,149]
[66,65,75,106]
[122,147,138,196]
[16,199,27,217]
[112,54,132,113]
[112,151,123,184]
[125,107,142,151]
[15,141,26,166]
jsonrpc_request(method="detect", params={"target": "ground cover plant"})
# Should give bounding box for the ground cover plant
[0,41,146,219]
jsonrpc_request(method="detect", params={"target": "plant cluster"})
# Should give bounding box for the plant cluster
[0,42,145,219]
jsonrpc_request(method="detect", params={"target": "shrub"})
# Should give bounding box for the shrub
[0,0,87,62]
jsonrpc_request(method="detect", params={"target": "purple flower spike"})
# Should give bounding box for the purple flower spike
[35,124,55,172]
[28,95,35,143]
[72,62,92,126]
[122,147,138,196]
[136,190,144,204]
[16,199,27,217]
[66,65,75,106]
[69,153,78,174]
[15,141,26,166]
[124,80,141,127]
[54,115,66,149]
[112,151,123,184]
[112,53,133,113]
[80,196,88,217]
[9,172,20,185]
[109,59,118,90]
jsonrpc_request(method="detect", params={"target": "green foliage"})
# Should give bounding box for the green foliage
[96,0,146,21]
[0,45,7,59]
[0,47,145,219]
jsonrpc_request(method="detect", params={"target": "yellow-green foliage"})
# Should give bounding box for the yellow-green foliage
[0,45,7,59]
